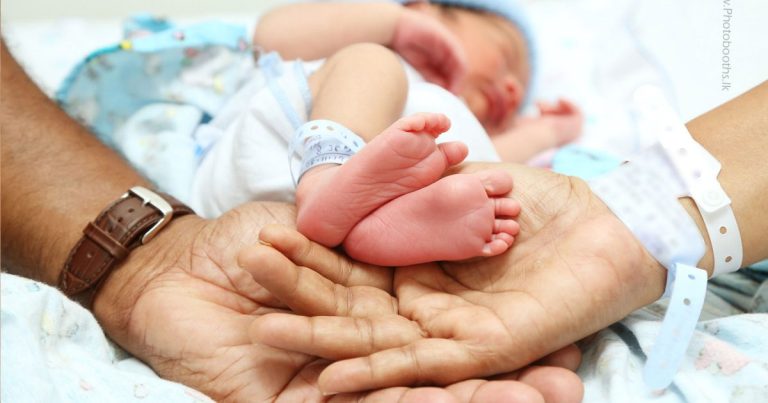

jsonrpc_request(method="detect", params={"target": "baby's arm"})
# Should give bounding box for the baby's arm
[493,99,583,163]
[254,2,467,92]
[254,2,402,60]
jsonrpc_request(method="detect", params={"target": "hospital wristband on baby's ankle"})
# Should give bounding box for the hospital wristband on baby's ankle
[588,86,743,390]
[289,120,366,185]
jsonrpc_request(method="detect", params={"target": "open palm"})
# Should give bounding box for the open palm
[93,202,326,400]
[92,199,582,402]
[250,163,664,395]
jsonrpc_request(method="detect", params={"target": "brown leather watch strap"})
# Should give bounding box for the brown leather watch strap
[58,187,194,306]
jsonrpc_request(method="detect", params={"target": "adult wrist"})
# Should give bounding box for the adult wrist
[683,83,767,271]
[589,85,745,390]
[92,214,203,322]
[626,86,743,279]
[59,187,196,309]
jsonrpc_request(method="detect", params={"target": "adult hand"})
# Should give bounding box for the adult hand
[251,163,667,395]
[93,201,583,402]
[392,7,468,94]
[247,224,583,403]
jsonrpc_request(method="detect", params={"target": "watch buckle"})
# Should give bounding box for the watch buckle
[124,186,174,244]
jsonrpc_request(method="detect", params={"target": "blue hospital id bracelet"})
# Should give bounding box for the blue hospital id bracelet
[642,263,707,390]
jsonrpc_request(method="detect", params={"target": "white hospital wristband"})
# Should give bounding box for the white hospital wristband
[289,120,365,185]
[589,144,707,291]
[633,86,743,275]
[589,148,708,390]
[588,86,743,390]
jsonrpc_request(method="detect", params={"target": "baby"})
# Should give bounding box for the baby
[60,4,563,266]
[216,43,521,266]
[53,13,520,266]
[254,0,583,163]
[195,0,588,265]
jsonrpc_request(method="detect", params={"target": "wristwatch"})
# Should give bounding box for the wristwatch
[58,186,195,307]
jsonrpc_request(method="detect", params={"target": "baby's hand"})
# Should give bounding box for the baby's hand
[537,98,584,145]
[392,8,467,93]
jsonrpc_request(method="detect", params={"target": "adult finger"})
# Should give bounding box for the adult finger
[259,224,392,290]
[250,313,423,360]
[280,360,552,403]
[238,241,396,317]
[335,378,549,403]
[446,379,544,403]
[332,387,458,403]
[513,366,583,403]
[535,343,582,371]
[315,298,540,394]
[318,338,488,395]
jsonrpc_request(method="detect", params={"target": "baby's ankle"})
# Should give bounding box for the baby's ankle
[295,164,340,204]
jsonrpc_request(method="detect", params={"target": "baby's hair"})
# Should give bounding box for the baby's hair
[433,3,459,19]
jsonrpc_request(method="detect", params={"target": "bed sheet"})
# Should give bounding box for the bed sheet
[526,0,767,158]
[2,15,257,96]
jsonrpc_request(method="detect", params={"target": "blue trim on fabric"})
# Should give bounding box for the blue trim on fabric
[123,13,175,38]
[751,259,768,272]
[293,60,313,119]
[55,45,121,104]
[130,21,246,52]
[551,145,623,180]
[259,52,304,130]
[56,21,248,106]
[194,145,205,159]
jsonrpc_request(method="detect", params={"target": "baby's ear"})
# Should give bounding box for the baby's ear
[504,75,524,112]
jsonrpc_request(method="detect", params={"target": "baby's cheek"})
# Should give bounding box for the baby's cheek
[497,112,517,134]
[463,91,489,124]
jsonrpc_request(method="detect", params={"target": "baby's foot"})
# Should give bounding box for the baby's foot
[343,170,521,266]
[296,113,469,247]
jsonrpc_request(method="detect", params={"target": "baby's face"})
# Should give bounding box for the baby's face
[439,8,530,134]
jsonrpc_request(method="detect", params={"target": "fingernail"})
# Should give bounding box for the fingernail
[258,240,272,247]
[482,245,492,255]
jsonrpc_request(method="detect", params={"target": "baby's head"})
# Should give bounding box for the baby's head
[404,0,535,134]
